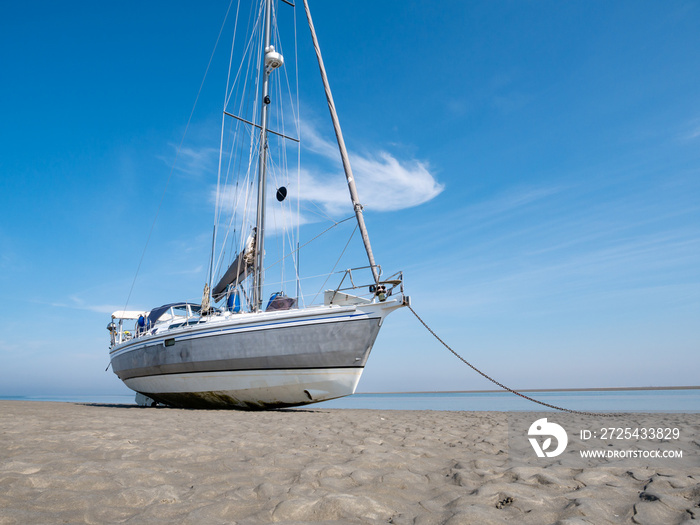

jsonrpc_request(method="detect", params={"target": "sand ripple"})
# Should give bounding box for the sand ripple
[0,401,698,524]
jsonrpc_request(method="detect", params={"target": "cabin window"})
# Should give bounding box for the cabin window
[188,304,202,316]
[173,306,189,318]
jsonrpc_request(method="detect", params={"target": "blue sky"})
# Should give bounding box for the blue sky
[1,1,698,398]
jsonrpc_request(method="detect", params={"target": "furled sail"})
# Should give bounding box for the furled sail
[212,229,256,302]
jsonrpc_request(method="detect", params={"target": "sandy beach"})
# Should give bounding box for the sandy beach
[0,401,698,524]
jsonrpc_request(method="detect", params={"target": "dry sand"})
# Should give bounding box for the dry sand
[0,400,698,524]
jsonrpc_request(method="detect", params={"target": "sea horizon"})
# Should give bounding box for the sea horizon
[2,386,698,413]
[360,385,700,394]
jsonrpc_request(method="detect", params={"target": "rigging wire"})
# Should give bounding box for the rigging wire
[263,215,354,272]
[214,0,303,304]
[304,199,340,224]
[212,0,242,292]
[292,1,302,305]
[193,1,349,307]
[123,0,235,313]
[213,4,264,283]
[310,223,358,305]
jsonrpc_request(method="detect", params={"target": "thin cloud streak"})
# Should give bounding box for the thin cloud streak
[458,185,563,224]
[403,172,700,318]
[38,298,126,315]
[157,144,220,178]
[300,120,444,214]
[428,231,700,316]
[209,119,443,229]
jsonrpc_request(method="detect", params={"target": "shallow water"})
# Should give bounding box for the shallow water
[3,389,698,412]
[318,389,700,412]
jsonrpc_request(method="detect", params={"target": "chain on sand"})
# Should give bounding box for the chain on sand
[407,305,618,417]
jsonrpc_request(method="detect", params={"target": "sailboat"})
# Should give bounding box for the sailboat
[107,0,409,409]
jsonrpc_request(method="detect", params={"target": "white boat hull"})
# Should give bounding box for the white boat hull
[124,368,363,409]
[110,300,402,409]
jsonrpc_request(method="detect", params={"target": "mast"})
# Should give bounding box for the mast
[302,0,381,286]
[252,0,282,312]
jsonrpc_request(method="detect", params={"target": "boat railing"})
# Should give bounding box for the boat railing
[109,302,205,348]
[329,266,404,302]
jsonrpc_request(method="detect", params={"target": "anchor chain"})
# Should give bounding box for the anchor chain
[407,305,618,417]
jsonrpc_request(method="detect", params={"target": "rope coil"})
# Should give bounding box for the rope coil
[407,305,618,417]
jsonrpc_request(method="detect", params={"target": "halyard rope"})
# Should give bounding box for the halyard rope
[407,305,617,417]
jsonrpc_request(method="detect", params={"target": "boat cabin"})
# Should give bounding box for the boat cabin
[108,302,202,347]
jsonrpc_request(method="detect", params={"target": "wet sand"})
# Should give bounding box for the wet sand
[0,401,698,524]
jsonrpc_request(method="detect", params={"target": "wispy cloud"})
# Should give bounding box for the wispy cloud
[679,117,700,142]
[175,145,220,177]
[37,296,126,315]
[209,119,443,229]
[421,229,700,319]
[423,184,565,246]
[68,296,127,314]
[0,338,53,354]
[460,185,563,223]
[156,117,222,178]
[405,168,700,320]
[686,127,700,141]
[299,120,443,214]
[211,179,313,239]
